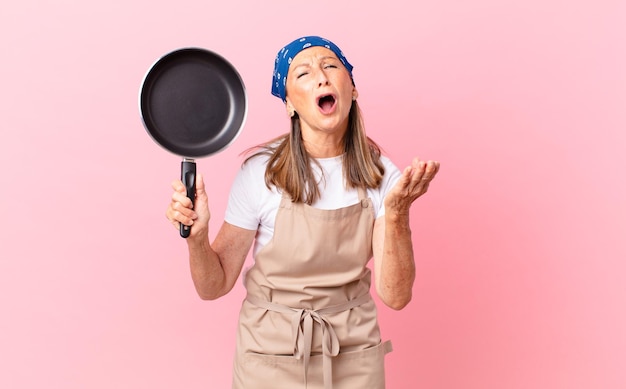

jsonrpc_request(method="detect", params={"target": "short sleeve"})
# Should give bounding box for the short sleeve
[375,157,402,218]
[224,158,265,231]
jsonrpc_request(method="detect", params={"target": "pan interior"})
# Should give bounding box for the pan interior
[140,49,246,157]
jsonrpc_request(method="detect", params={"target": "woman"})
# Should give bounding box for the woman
[166,36,439,388]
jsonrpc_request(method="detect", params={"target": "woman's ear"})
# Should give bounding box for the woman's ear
[285,99,296,117]
[352,88,359,101]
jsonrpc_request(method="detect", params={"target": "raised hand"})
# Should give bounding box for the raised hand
[384,158,440,216]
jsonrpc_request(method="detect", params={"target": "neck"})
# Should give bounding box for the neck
[302,138,344,158]
[300,122,348,158]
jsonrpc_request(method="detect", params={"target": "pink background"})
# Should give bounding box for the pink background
[1,1,625,388]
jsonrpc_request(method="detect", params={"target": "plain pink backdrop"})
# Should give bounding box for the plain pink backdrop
[1,1,625,388]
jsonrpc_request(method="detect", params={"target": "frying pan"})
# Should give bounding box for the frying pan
[139,48,247,238]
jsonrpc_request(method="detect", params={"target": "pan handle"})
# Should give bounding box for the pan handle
[180,158,196,238]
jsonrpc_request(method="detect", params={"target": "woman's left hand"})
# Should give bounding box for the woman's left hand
[384,158,440,215]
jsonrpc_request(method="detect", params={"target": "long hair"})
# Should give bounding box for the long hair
[244,101,385,204]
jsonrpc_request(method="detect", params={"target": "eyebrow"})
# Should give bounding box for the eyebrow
[292,56,340,70]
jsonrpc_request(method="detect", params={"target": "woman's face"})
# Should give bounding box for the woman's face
[285,46,358,139]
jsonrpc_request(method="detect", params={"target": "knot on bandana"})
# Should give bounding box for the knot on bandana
[271,36,354,102]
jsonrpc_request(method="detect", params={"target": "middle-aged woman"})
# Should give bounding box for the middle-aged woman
[166,36,440,388]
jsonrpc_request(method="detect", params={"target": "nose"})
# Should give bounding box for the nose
[316,67,330,87]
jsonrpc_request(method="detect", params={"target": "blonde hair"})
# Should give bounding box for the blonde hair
[245,101,384,204]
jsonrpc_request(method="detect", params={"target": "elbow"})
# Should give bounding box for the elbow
[387,296,412,311]
[379,290,413,311]
[198,293,219,301]
[377,273,415,310]
[196,288,227,301]
[195,285,223,301]
[195,282,232,301]
[197,292,228,301]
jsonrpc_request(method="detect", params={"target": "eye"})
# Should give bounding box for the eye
[324,64,338,69]
[296,72,309,79]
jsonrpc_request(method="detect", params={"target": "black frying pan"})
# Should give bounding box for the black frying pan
[139,48,247,238]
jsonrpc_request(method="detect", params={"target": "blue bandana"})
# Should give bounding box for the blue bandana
[271,36,354,102]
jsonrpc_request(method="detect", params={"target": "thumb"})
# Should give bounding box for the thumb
[195,173,206,197]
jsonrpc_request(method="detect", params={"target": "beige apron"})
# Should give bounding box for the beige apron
[232,187,392,389]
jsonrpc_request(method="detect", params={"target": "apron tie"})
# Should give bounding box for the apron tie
[291,308,339,388]
[246,293,371,389]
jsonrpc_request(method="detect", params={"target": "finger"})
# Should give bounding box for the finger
[432,161,441,174]
[165,206,184,229]
[169,204,195,226]
[167,178,198,231]
[407,159,426,190]
[418,160,440,182]
[428,161,440,178]
[171,179,186,193]
[411,157,425,169]
[195,173,206,198]
[168,191,197,223]
[395,166,413,189]
[172,191,193,209]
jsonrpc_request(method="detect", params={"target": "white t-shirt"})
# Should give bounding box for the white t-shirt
[225,153,402,256]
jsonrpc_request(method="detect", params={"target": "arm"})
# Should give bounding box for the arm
[187,221,255,300]
[166,173,255,300]
[372,158,440,310]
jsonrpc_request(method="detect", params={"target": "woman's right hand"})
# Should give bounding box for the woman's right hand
[165,173,210,238]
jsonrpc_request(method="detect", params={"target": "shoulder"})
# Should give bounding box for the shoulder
[380,155,400,173]
[242,152,271,172]
[229,153,272,198]
[225,154,273,230]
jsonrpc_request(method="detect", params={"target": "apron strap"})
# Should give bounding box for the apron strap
[246,293,371,389]
[356,186,367,201]
[280,187,369,206]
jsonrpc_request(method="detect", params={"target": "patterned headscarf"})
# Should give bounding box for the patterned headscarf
[271,36,354,102]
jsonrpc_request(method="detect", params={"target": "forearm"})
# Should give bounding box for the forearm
[167,175,253,300]
[379,212,416,310]
[187,235,228,300]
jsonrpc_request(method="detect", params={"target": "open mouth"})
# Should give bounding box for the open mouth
[317,94,336,114]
